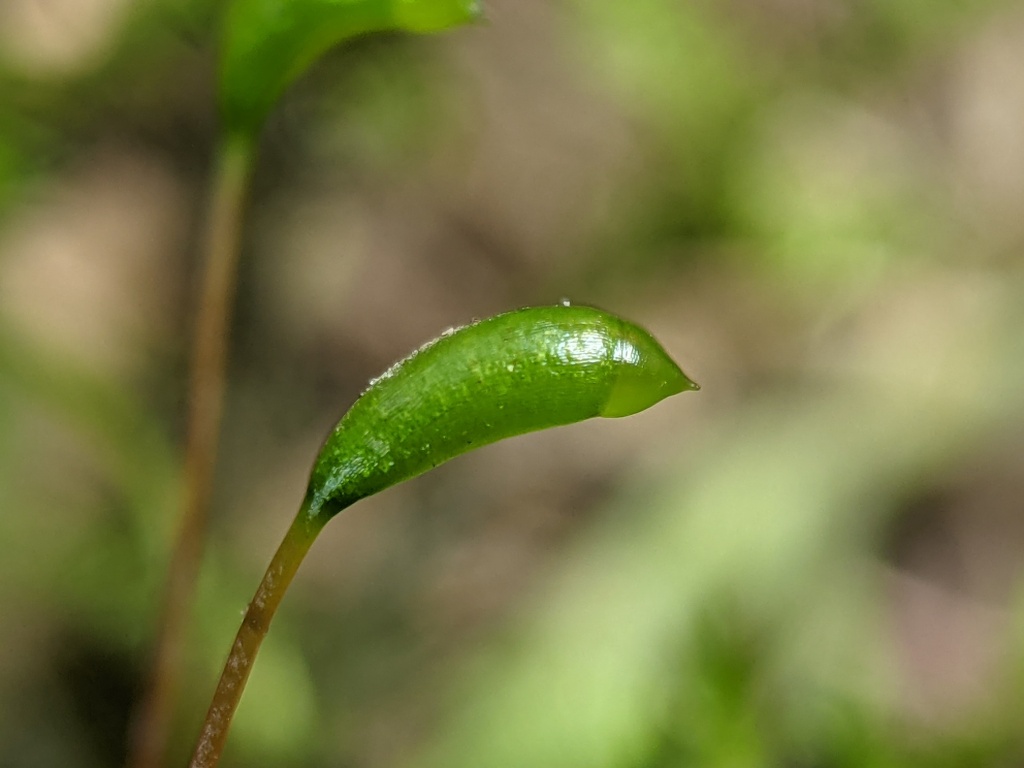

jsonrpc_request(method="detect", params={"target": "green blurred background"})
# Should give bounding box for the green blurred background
[2,0,1024,766]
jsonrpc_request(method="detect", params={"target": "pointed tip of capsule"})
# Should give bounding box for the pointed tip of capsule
[657,361,699,399]
[600,327,700,417]
[394,0,484,32]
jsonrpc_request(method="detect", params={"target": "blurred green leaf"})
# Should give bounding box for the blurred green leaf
[220,0,481,135]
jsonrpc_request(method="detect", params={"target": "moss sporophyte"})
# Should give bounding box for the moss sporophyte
[187,305,698,767]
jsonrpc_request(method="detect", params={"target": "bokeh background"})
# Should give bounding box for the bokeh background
[2,0,1024,766]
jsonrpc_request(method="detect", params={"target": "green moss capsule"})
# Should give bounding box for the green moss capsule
[220,0,481,135]
[305,305,698,522]
[189,304,698,768]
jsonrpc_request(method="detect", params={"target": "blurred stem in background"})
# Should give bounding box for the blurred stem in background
[128,133,255,768]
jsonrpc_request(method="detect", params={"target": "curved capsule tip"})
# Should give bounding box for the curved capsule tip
[394,0,483,32]
[599,321,699,418]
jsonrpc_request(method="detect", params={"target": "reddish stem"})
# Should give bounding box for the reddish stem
[189,511,321,768]
[128,134,254,768]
